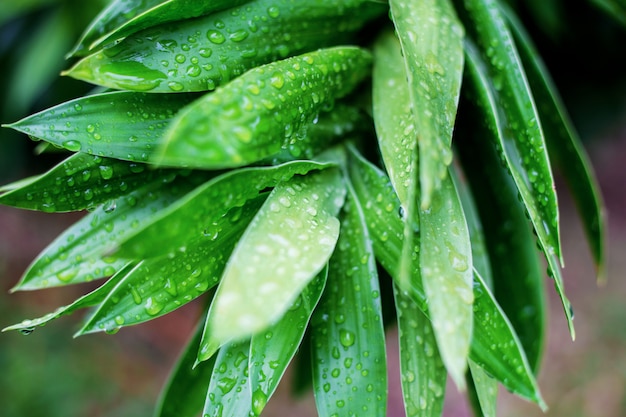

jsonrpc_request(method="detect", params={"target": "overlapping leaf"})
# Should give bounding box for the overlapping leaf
[463,38,574,339]
[389,0,464,208]
[156,47,372,168]
[65,0,384,92]
[503,4,606,282]
[249,267,327,416]
[311,188,387,417]
[198,168,345,360]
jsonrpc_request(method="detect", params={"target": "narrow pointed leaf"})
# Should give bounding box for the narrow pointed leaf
[77,195,265,335]
[3,91,197,162]
[347,147,544,405]
[2,264,133,333]
[65,1,383,93]
[198,169,345,360]
[115,160,335,259]
[456,108,546,372]
[394,287,447,417]
[311,188,387,417]
[463,39,573,339]
[389,0,464,208]
[156,47,372,169]
[467,360,498,417]
[12,169,207,290]
[87,0,252,53]
[457,0,563,266]
[419,171,474,389]
[202,340,253,417]
[249,267,327,416]
[155,318,217,417]
[504,5,607,282]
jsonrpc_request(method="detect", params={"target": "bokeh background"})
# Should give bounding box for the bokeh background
[1,1,625,416]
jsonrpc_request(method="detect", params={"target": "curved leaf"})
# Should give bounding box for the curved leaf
[12,170,207,290]
[3,91,197,162]
[347,146,544,406]
[249,267,327,416]
[65,1,384,93]
[77,195,265,335]
[503,4,607,283]
[115,160,335,259]
[389,0,464,208]
[198,168,345,360]
[467,359,498,417]
[457,0,563,265]
[156,47,372,168]
[311,187,387,417]
[463,38,573,339]
[394,287,447,417]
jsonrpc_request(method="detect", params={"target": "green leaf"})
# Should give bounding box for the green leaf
[202,340,253,417]
[83,0,252,54]
[155,318,217,417]
[347,147,544,406]
[11,170,207,290]
[503,4,607,283]
[4,91,197,163]
[456,108,546,372]
[156,47,372,168]
[389,0,464,208]
[394,287,447,417]
[198,168,345,361]
[588,0,626,27]
[249,267,327,416]
[77,195,265,335]
[2,264,133,333]
[65,0,384,92]
[457,0,563,265]
[419,170,474,389]
[115,160,335,259]
[463,38,574,340]
[310,187,387,417]
[467,360,498,417]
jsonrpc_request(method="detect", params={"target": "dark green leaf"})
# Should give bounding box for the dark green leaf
[249,267,327,416]
[198,168,345,360]
[155,317,217,417]
[463,38,573,339]
[4,91,197,162]
[155,47,372,168]
[389,0,464,208]
[65,0,384,92]
[311,187,387,417]
[394,287,447,417]
[115,160,335,259]
[504,4,607,283]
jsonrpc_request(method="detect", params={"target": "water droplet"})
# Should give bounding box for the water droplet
[252,388,267,415]
[229,29,248,42]
[270,72,285,89]
[339,329,356,347]
[63,140,82,152]
[207,30,226,44]
[144,296,164,316]
[99,165,114,180]
[114,315,125,325]
[267,6,280,18]
[168,81,184,91]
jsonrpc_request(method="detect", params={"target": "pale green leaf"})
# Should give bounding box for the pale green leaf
[198,168,345,360]
[467,360,498,417]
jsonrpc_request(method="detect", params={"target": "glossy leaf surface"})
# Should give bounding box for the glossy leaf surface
[156,47,371,168]
[115,160,334,258]
[4,91,197,162]
[77,195,265,335]
[394,287,447,417]
[463,39,573,339]
[198,168,345,359]
[467,359,498,417]
[311,188,387,417]
[66,0,384,93]
[389,0,464,208]
[249,268,327,416]
[504,5,606,282]
[347,147,543,405]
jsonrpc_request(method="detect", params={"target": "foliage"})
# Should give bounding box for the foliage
[1,0,617,415]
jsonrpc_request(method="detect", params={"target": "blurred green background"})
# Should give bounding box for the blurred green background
[0,1,625,416]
